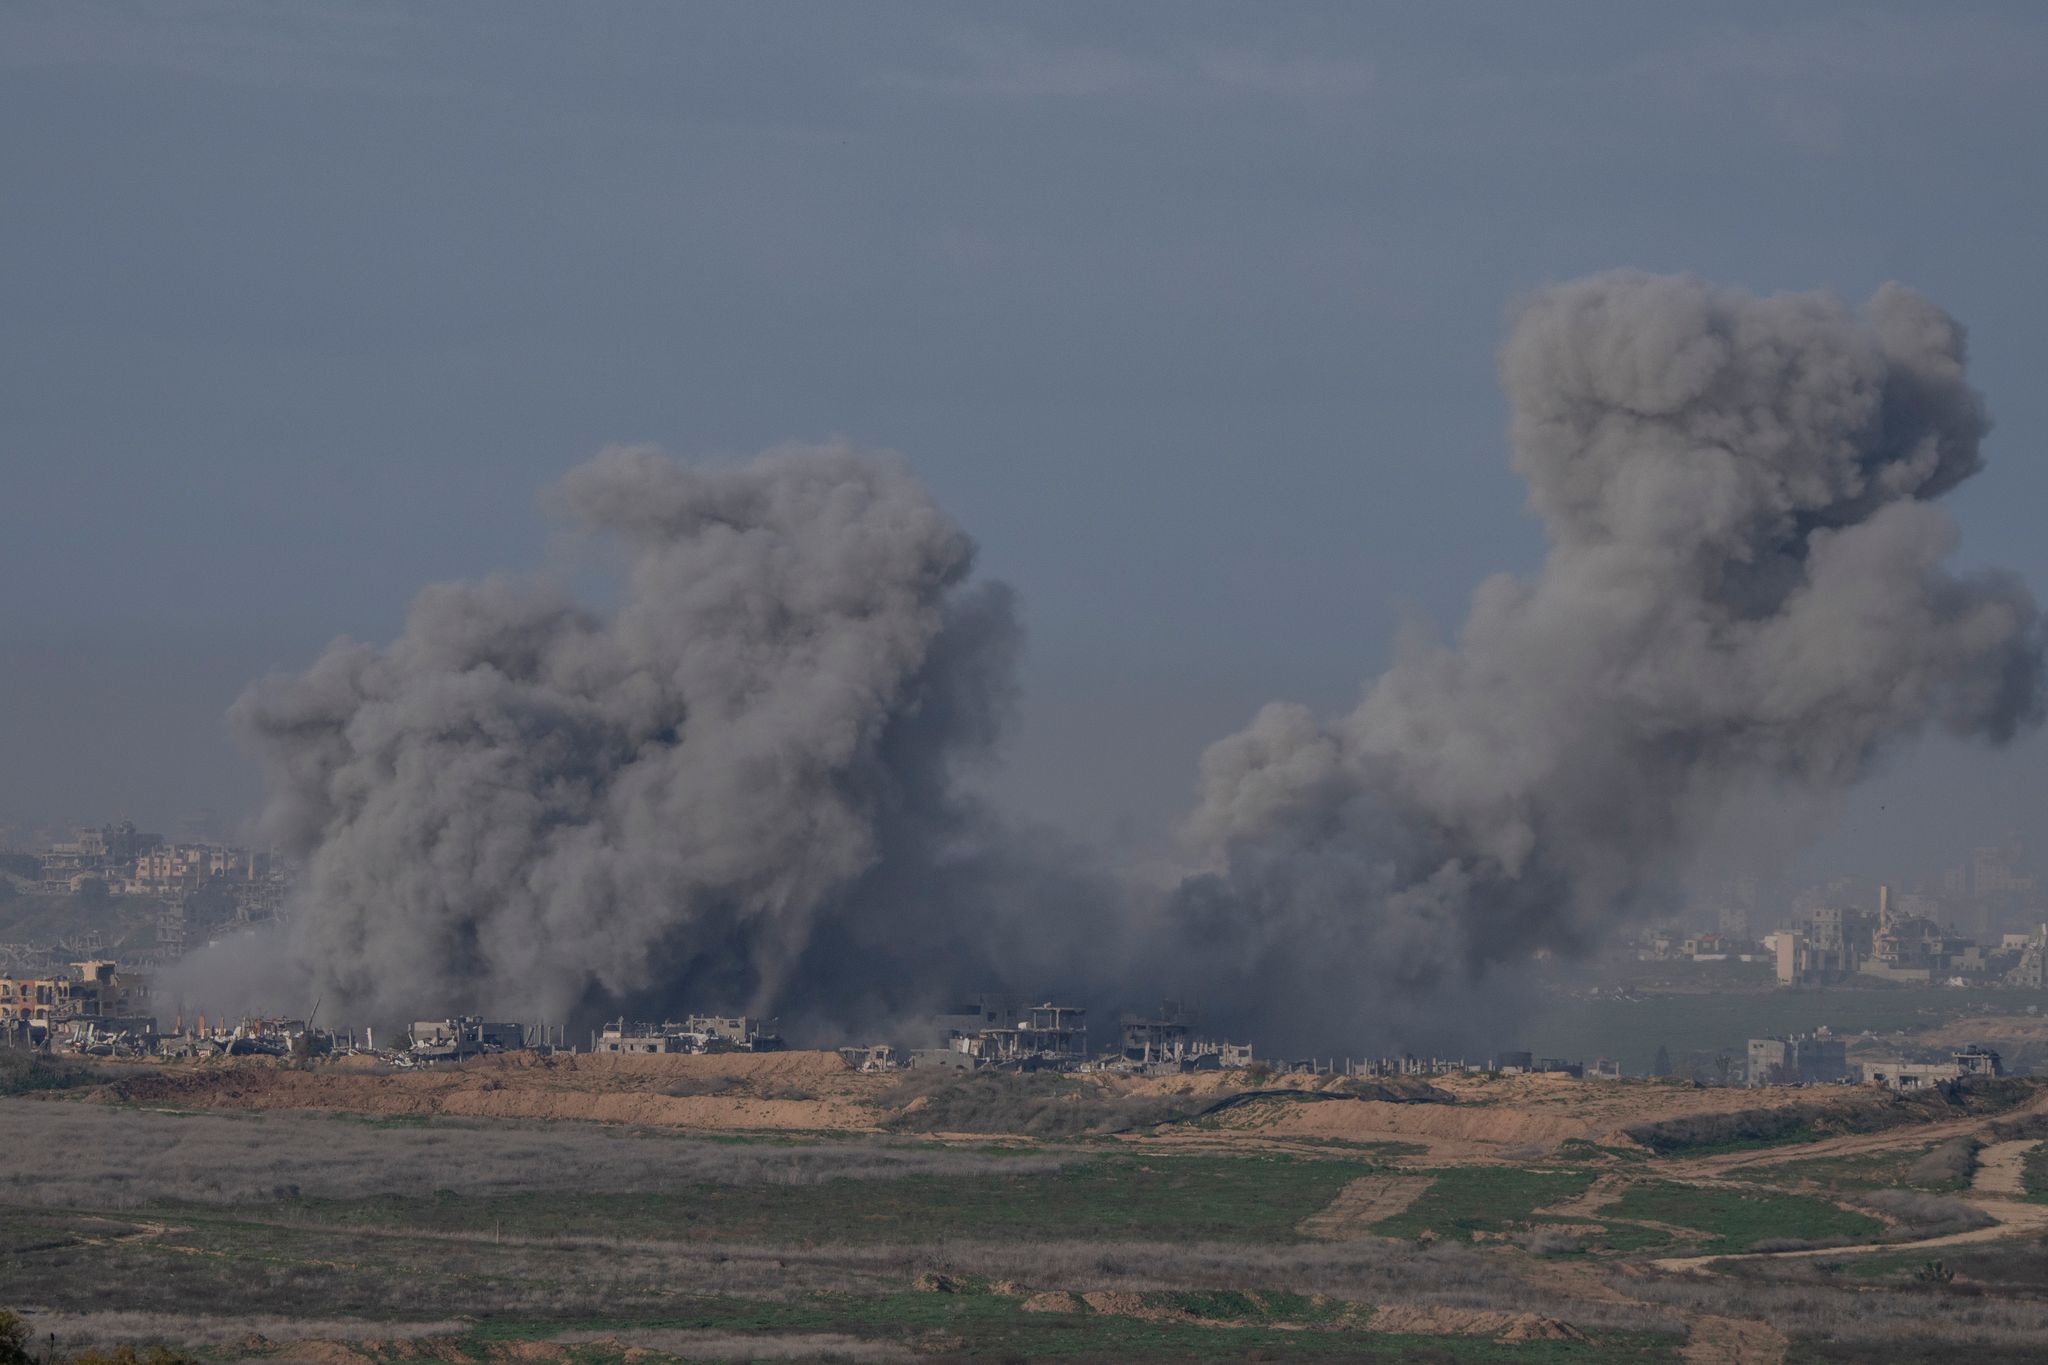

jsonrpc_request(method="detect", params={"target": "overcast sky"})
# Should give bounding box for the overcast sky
[4,2,2046,887]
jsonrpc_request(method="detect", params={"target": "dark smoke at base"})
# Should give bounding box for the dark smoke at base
[1161,271,2042,1053]
[175,271,2041,1058]
[202,442,1118,1032]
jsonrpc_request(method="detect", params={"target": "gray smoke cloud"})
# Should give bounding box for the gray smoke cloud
[204,270,2039,1054]
[228,441,1105,1029]
[1170,271,2042,1048]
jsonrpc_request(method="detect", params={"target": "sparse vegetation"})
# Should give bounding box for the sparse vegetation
[1368,1166,1596,1242]
[1906,1136,1982,1189]
[1855,1188,1996,1237]
[1622,1080,2034,1155]
[1609,1180,1885,1254]
[880,1069,1204,1138]
[0,1050,97,1096]
[7,1063,2047,1361]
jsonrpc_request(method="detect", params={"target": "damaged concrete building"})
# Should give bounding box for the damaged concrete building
[1747,1033,1852,1086]
[910,995,1087,1070]
[1113,1000,1253,1073]
[1863,1045,2005,1091]
[592,1014,784,1055]
[410,1017,526,1061]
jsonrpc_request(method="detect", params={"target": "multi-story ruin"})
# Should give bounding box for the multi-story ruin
[1746,1033,1851,1086]
[1862,1045,2004,1091]
[410,1017,526,1060]
[1114,1000,1253,1072]
[913,995,1087,1069]
[592,1014,784,1055]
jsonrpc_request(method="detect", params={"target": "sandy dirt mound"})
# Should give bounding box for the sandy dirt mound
[1298,1174,1433,1239]
[1190,1074,1834,1157]
[1370,1305,1585,1343]
[1022,1291,1085,1313]
[94,1051,885,1131]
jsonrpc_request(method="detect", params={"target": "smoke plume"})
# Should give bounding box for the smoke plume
[1171,271,2042,1046]
[218,271,2039,1052]
[231,442,1099,1028]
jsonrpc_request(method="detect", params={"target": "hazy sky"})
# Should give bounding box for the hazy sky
[4,2,2047,886]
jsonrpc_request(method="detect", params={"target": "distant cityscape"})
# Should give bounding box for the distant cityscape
[4,818,2047,1091]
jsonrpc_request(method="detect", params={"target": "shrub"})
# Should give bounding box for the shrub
[1521,1228,1582,1256]
[1623,1081,2035,1155]
[1855,1189,1996,1237]
[1906,1137,1980,1189]
[0,1050,96,1096]
[0,1311,31,1365]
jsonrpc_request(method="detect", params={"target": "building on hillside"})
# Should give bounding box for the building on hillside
[591,1014,782,1055]
[1863,1045,2004,1091]
[1112,1000,1253,1072]
[411,1017,526,1060]
[2005,925,2048,988]
[130,844,257,896]
[918,995,1087,1069]
[1746,1033,1850,1086]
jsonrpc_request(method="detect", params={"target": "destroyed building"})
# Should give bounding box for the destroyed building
[592,1014,783,1055]
[1747,1033,1851,1086]
[1,960,153,1048]
[410,1017,526,1061]
[1863,1045,2005,1091]
[1114,1000,1253,1072]
[912,995,1087,1070]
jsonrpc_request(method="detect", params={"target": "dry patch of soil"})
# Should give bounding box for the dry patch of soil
[1972,1139,2042,1197]
[90,1050,884,1131]
[1369,1304,1586,1344]
[1298,1174,1434,1239]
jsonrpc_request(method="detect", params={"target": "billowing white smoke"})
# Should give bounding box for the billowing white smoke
[1173,272,2041,1044]
[230,442,1079,1027]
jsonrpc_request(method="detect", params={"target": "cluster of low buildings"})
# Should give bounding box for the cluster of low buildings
[24,821,276,899]
[1,959,152,1051]
[1743,1031,2007,1091]
[591,1015,782,1055]
[1635,878,2048,990]
[1770,887,2047,988]
[1,822,292,967]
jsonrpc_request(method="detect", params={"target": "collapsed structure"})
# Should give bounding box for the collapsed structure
[410,1017,528,1061]
[909,996,1088,1070]
[0,960,152,1050]
[1746,1034,1852,1087]
[1111,1000,1252,1073]
[592,1015,784,1055]
[1862,1045,2005,1092]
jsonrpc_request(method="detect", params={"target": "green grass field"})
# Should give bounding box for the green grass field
[1608,1180,1884,1254]
[1368,1166,1596,1241]
[7,1096,2046,1362]
[232,1151,1384,1246]
[2023,1143,2048,1203]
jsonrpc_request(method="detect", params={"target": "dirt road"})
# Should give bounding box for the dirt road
[1971,1139,2041,1197]
[1297,1174,1433,1239]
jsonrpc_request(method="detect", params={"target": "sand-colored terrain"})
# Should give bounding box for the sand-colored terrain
[92,1049,887,1130]
[1168,1072,1847,1159]
[76,1052,1834,1156]
[1297,1174,1434,1238]
[64,1051,2048,1179]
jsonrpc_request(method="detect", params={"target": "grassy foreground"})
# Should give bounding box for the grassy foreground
[6,1076,2048,1363]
